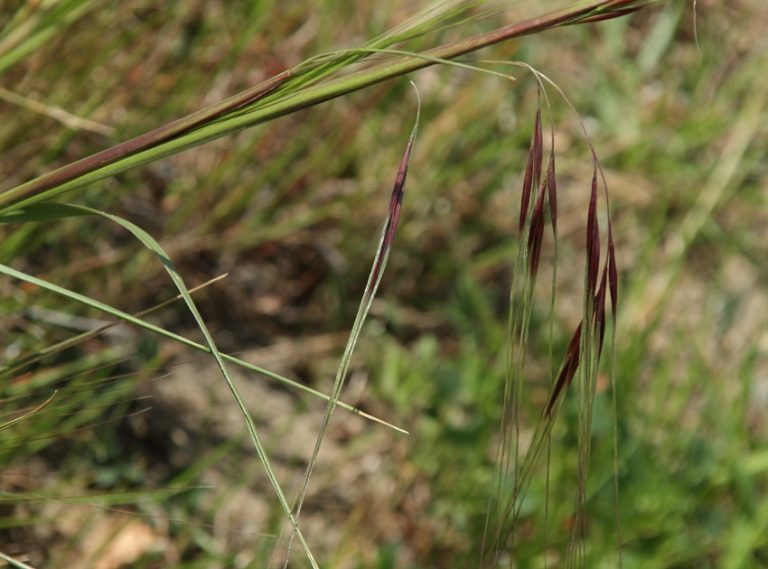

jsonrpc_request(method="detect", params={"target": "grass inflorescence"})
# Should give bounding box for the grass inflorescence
[2,0,767,567]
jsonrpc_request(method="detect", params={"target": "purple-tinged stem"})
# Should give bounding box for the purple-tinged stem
[0,0,665,209]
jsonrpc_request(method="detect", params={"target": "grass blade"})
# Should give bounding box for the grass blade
[1,203,320,566]
[0,0,668,212]
[0,264,404,434]
[0,275,227,376]
[0,551,37,569]
[0,390,57,432]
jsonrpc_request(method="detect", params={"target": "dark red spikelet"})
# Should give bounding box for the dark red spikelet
[545,322,583,416]
[586,169,600,297]
[546,151,557,236]
[369,130,416,287]
[527,181,547,278]
[533,107,544,185]
[519,151,534,232]
[382,135,413,248]
[518,109,543,232]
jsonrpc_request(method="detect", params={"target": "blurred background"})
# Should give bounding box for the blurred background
[1,1,767,567]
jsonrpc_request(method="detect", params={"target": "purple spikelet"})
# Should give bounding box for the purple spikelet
[519,108,543,232]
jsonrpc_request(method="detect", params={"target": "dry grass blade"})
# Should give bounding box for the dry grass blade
[0,86,114,136]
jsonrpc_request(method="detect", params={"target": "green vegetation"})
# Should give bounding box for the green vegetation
[1,1,766,567]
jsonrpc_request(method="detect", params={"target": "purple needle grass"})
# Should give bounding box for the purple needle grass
[0,2,672,564]
[484,74,621,563]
